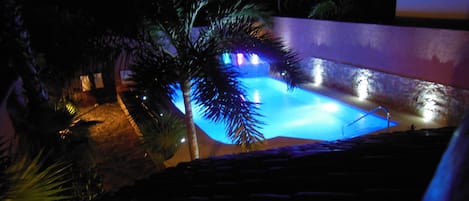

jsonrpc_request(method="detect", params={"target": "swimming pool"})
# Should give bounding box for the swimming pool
[172,77,397,144]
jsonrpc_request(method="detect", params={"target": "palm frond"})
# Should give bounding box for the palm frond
[130,45,179,103]
[3,150,71,201]
[258,37,311,89]
[201,17,310,89]
[308,0,339,19]
[131,0,309,153]
[0,136,12,200]
[192,56,265,149]
[207,0,272,26]
[146,0,205,54]
[180,0,208,36]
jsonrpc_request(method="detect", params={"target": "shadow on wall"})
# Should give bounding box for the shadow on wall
[451,44,469,88]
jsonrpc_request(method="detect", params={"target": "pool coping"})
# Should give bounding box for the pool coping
[298,82,444,134]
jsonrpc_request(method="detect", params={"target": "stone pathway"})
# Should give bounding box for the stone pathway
[78,102,158,192]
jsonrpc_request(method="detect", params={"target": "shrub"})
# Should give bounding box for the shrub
[139,113,185,165]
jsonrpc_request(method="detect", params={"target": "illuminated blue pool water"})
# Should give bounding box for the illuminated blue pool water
[173,77,397,144]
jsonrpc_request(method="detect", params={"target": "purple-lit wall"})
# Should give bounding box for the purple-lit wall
[396,0,469,19]
[272,17,469,90]
[271,17,469,125]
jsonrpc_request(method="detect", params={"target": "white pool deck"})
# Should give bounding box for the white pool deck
[164,82,444,167]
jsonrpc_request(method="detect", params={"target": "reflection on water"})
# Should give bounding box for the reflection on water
[173,77,397,144]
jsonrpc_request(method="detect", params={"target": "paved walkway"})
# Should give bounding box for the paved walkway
[78,102,158,192]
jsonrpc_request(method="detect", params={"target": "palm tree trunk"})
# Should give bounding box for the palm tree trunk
[6,0,48,109]
[181,79,199,160]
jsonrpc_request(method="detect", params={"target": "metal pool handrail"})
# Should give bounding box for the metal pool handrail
[342,106,391,137]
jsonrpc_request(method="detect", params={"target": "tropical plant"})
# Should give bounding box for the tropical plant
[1,2,111,199]
[1,110,104,201]
[6,94,77,157]
[54,103,104,201]
[129,0,309,159]
[0,138,12,200]
[67,166,103,201]
[3,94,104,200]
[139,112,185,167]
[1,149,71,201]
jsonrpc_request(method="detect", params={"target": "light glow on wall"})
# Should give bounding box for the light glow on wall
[417,82,448,123]
[420,84,442,122]
[422,92,437,122]
[312,59,324,87]
[357,79,369,100]
[355,69,372,100]
[423,109,435,122]
[250,54,260,65]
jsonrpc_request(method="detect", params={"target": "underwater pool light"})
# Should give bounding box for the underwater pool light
[236,53,244,65]
[222,53,231,64]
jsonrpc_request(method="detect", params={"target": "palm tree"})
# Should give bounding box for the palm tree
[130,0,309,160]
[1,0,49,111]
[308,0,355,20]
[0,142,71,201]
